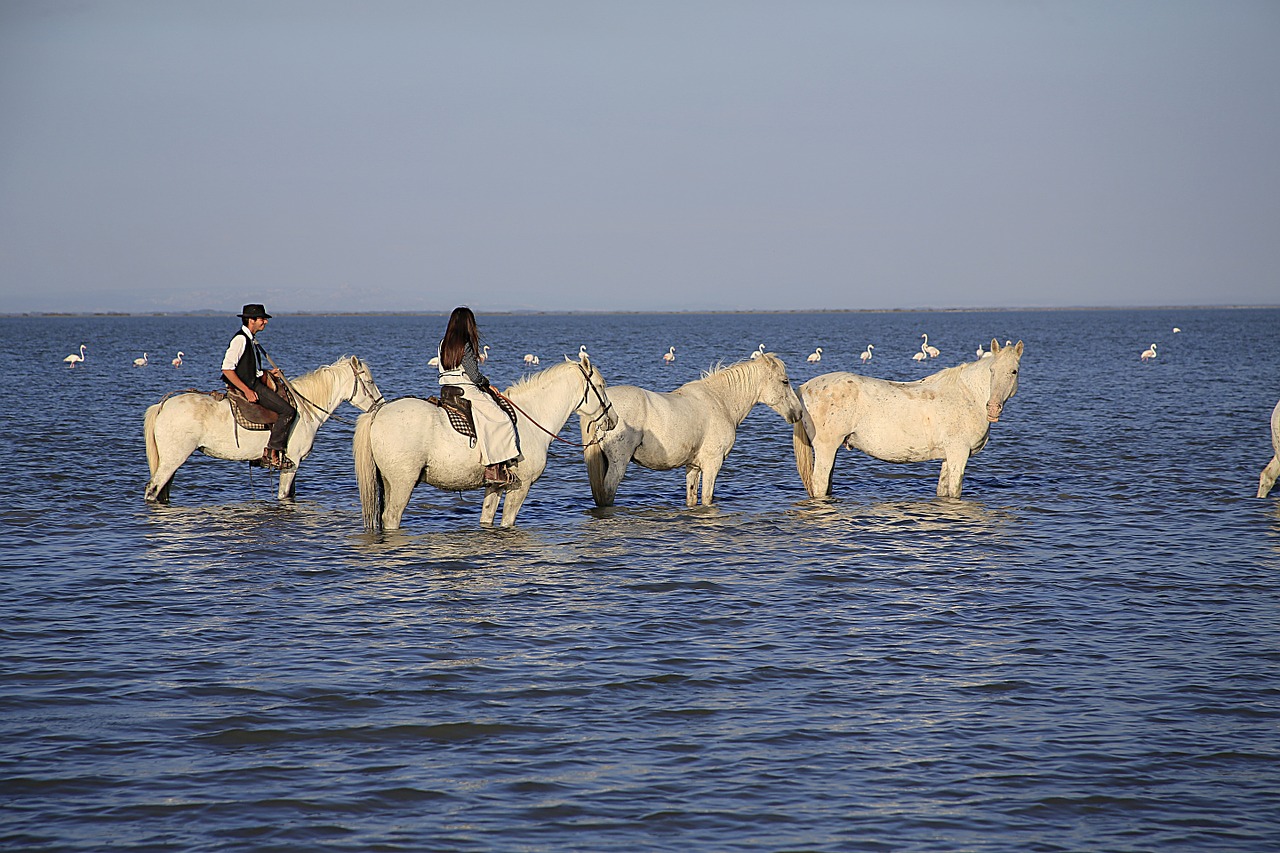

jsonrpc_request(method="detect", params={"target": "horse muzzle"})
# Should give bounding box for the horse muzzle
[987,401,1002,422]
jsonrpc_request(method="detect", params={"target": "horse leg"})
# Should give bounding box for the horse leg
[808,437,842,498]
[480,487,502,526]
[698,461,723,506]
[278,469,298,501]
[145,445,196,503]
[498,485,532,527]
[938,450,969,498]
[1259,455,1280,498]
[380,473,416,531]
[145,473,175,503]
[685,466,702,507]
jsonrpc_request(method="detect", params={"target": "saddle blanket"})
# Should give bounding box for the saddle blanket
[218,384,297,431]
[427,391,518,443]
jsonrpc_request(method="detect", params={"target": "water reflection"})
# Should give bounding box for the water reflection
[784,494,1017,570]
[789,494,1014,531]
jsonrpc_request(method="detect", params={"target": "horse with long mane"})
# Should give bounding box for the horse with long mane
[353,355,616,531]
[583,353,803,507]
[144,355,384,503]
[794,339,1024,499]
[1257,398,1280,498]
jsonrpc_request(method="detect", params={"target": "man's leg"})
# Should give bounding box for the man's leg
[254,381,296,457]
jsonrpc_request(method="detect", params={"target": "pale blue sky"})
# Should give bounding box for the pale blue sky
[1,0,1277,313]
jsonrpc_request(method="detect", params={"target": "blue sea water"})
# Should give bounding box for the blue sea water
[2,308,1279,851]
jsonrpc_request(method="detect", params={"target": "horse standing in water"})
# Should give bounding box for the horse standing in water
[1257,398,1280,498]
[353,356,616,531]
[794,339,1024,499]
[583,353,803,507]
[144,356,384,502]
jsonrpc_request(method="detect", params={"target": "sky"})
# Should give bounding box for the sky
[1,0,1277,314]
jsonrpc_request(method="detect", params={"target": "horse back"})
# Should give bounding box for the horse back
[153,391,231,426]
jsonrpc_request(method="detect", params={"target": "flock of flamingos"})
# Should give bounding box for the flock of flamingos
[64,329,1170,371]
[64,322,1280,524]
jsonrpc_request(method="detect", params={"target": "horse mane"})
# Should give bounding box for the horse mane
[913,355,995,393]
[290,355,354,392]
[506,358,579,395]
[926,361,974,385]
[686,354,777,397]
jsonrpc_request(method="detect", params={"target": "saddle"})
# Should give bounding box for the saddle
[216,383,297,431]
[427,385,519,444]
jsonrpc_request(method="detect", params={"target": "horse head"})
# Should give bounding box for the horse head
[347,356,385,412]
[575,353,618,435]
[985,339,1024,422]
[759,353,804,424]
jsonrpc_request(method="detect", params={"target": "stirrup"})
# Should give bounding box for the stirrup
[484,463,515,486]
[262,449,295,470]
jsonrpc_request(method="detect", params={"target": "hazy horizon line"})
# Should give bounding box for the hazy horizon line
[6,303,1277,319]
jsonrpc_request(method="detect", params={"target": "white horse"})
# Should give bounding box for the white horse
[794,339,1024,499]
[1258,398,1280,498]
[583,353,803,507]
[144,356,384,503]
[353,355,616,531]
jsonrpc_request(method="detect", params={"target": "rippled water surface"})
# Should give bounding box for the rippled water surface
[4,309,1279,851]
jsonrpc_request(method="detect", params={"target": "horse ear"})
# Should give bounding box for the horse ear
[1014,340,1024,356]
[563,354,572,362]
[990,338,1001,354]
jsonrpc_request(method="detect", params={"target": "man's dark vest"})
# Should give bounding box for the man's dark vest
[226,329,260,389]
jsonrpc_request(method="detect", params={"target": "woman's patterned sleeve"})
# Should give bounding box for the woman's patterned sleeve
[462,343,487,385]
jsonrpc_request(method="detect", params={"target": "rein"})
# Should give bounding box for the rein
[257,348,382,425]
[492,362,612,450]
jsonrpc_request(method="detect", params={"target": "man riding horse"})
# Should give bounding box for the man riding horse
[221,303,297,470]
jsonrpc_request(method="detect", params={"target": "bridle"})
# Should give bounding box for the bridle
[277,356,384,425]
[573,361,614,440]
[349,358,385,410]
[492,361,614,449]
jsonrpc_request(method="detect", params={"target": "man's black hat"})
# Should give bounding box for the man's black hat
[238,304,272,320]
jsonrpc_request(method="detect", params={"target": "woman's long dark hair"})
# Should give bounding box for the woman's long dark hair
[439,306,480,371]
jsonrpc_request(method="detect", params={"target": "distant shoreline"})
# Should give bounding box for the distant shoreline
[5,304,1277,318]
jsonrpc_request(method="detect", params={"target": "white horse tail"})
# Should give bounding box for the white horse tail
[143,402,175,503]
[794,417,816,498]
[584,439,612,507]
[353,412,383,532]
[144,404,160,479]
